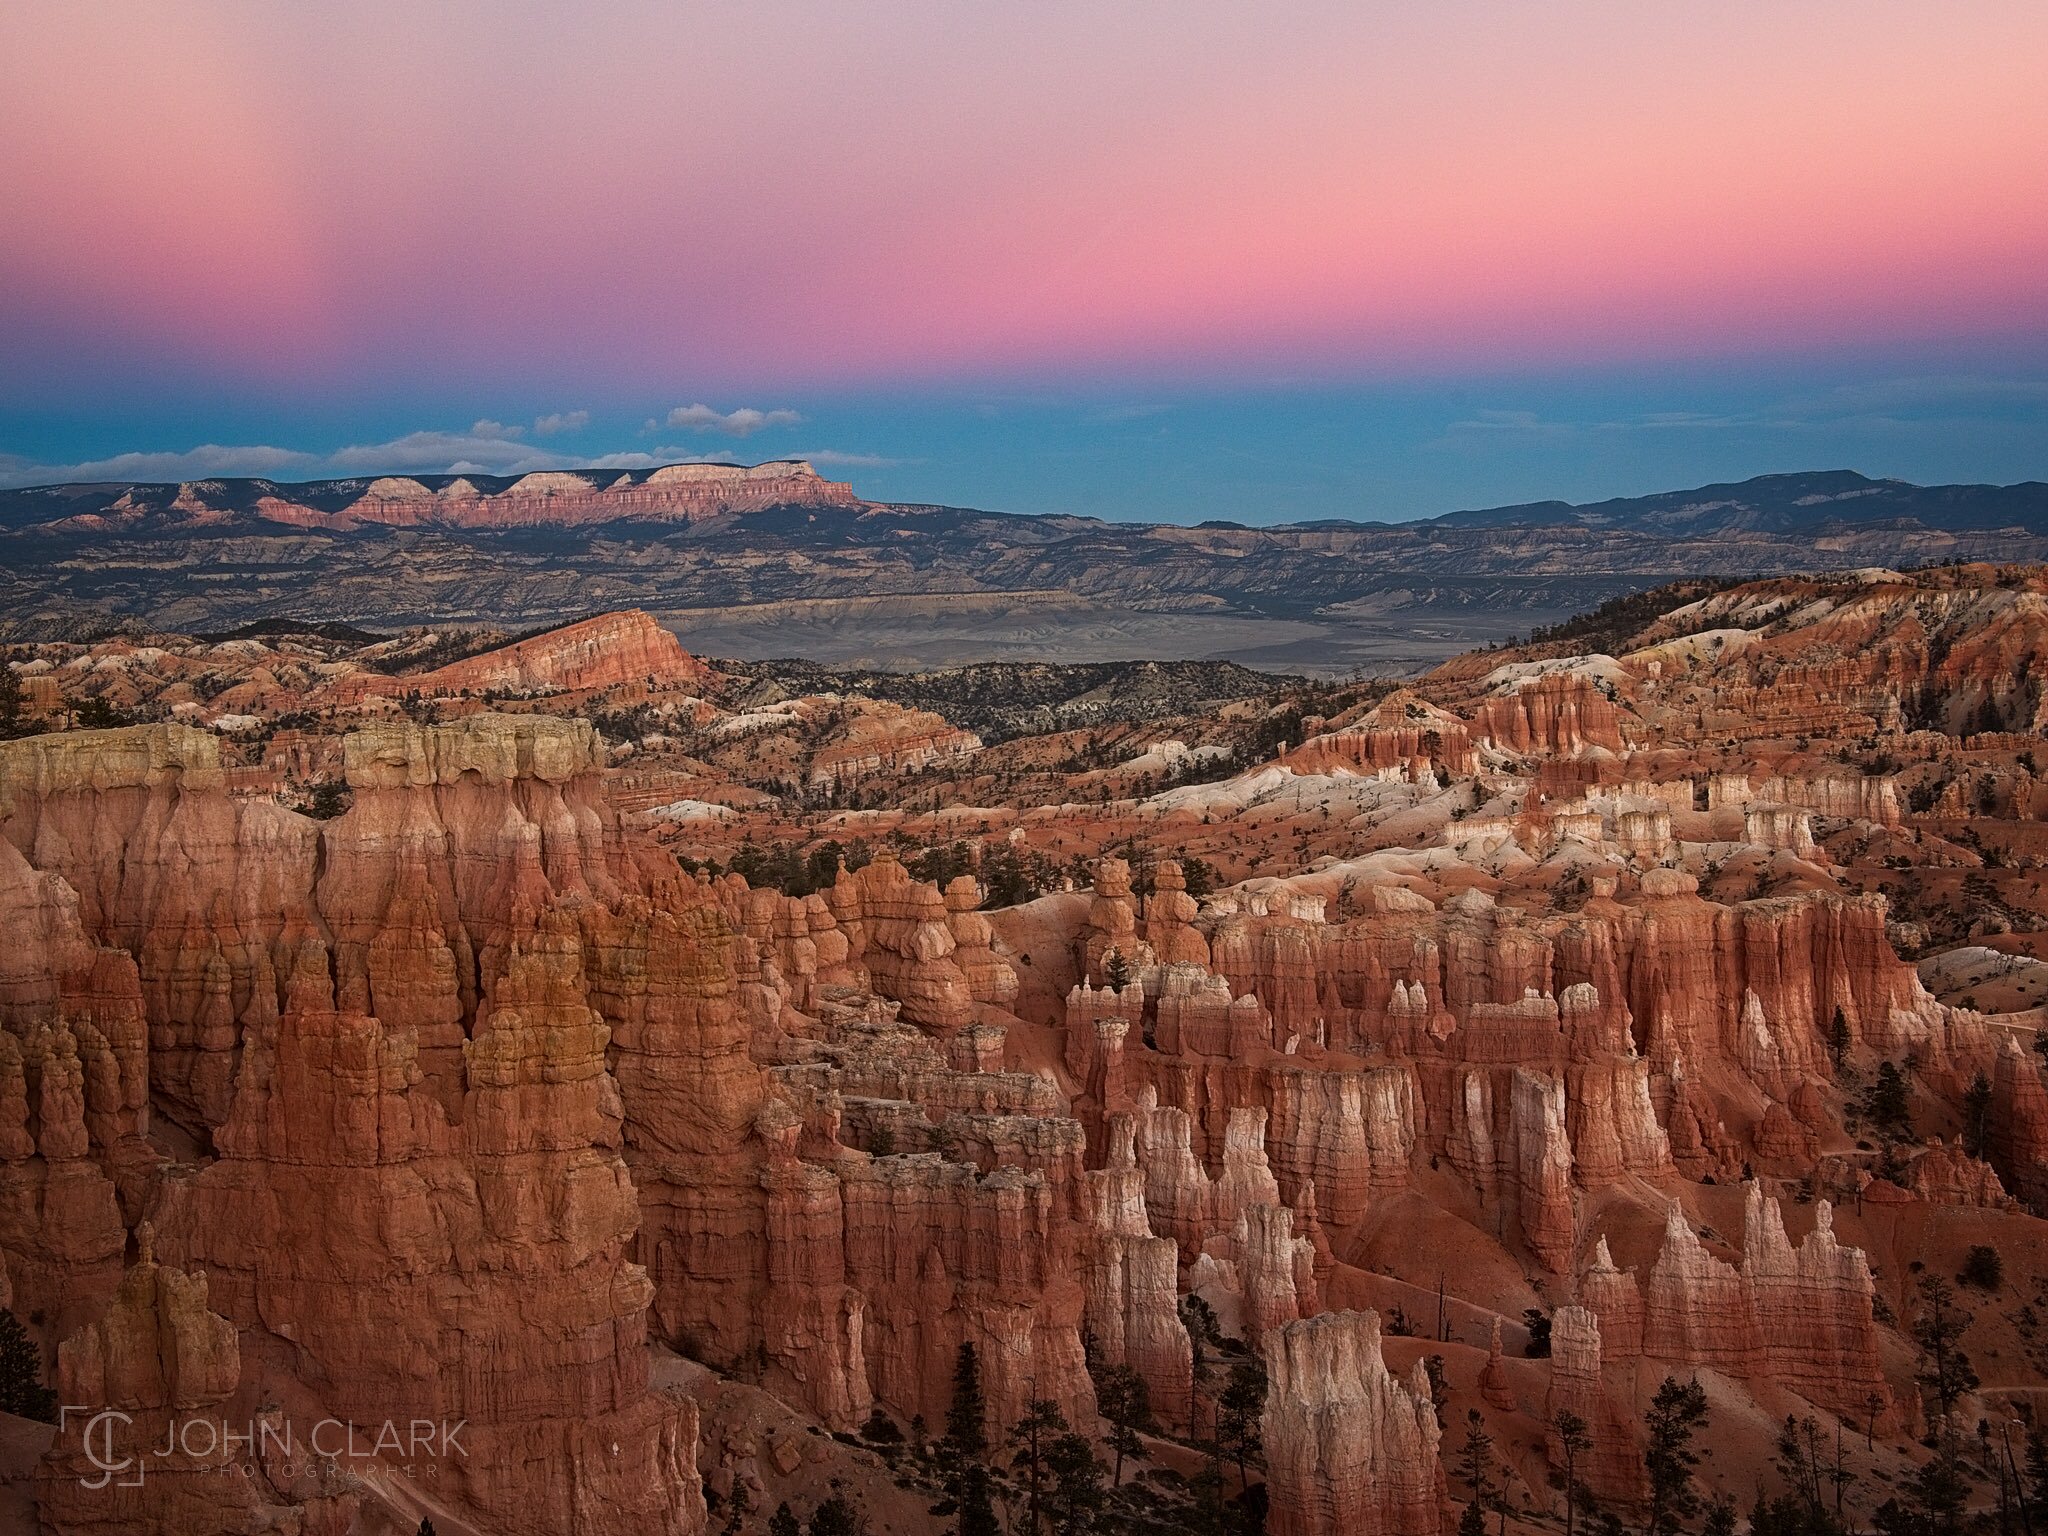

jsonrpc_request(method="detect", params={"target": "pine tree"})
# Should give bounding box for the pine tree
[0,666,28,741]
[1962,1072,1994,1159]
[1910,1276,1978,1436]
[1457,1409,1496,1536]
[720,1477,753,1536]
[1103,948,1132,992]
[769,1504,802,1536]
[1751,1414,1853,1536]
[1865,1062,1913,1139]
[807,1496,860,1536]
[1828,1006,1852,1069]
[1553,1410,1591,1536]
[1093,1362,1154,1486]
[1960,1244,2003,1291]
[1216,1357,1267,1492]
[1044,1430,1107,1536]
[1180,1293,1220,1438]
[1871,1446,1968,1536]
[1010,1398,1067,1534]
[945,1342,988,1460]
[0,1309,54,1423]
[954,1462,1001,1536]
[1188,1455,1229,1536]
[1423,1353,1450,1426]
[939,1343,996,1536]
[416,1521,436,1536]
[1644,1376,1709,1536]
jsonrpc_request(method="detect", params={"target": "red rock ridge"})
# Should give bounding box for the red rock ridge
[253,460,858,530]
[334,610,714,702]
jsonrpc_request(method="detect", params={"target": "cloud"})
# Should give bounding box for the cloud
[1087,402,1173,425]
[664,403,802,437]
[533,409,591,436]
[0,422,890,490]
[793,449,906,468]
[585,448,743,469]
[0,443,318,488]
[1622,410,1747,430]
[1772,375,2048,423]
[325,429,566,475]
[1436,407,1754,448]
[1438,408,1577,441]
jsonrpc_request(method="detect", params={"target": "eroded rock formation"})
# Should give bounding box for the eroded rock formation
[1263,1310,1442,1536]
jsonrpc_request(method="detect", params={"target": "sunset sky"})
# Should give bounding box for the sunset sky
[3,1,2045,520]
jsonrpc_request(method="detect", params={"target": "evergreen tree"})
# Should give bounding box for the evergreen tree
[808,1496,860,1536]
[1962,1072,1994,1159]
[0,666,29,741]
[1044,1430,1107,1536]
[1910,1276,1978,1435]
[1865,1062,1914,1139]
[1960,1244,2003,1291]
[939,1342,997,1536]
[1093,1362,1154,1486]
[953,1463,1001,1536]
[1102,948,1133,992]
[1423,1354,1450,1427]
[1457,1409,1496,1536]
[0,1309,54,1423]
[769,1505,802,1536]
[1644,1376,1709,1536]
[1216,1358,1267,1492]
[1188,1456,1230,1536]
[1523,1308,1552,1358]
[1828,1007,1852,1069]
[1703,1496,1738,1536]
[1750,1414,1853,1536]
[416,1522,436,1536]
[1871,1447,1968,1536]
[1010,1397,1067,1534]
[1180,1294,1221,1437]
[72,695,129,729]
[1553,1410,1591,1536]
[944,1342,988,1460]
[720,1478,753,1536]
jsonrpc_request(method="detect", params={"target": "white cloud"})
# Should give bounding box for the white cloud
[584,448,743,469]
[325,429,568,475]
[0,422,889,491]
[533,409,591,436]
[0,443,319,489]
[793,449,905,468]
[664,402,802,437]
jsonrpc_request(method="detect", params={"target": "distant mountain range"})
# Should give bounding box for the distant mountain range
[6,461,2045,536]
[2,465,2042,672]
[1419,469,2048,535]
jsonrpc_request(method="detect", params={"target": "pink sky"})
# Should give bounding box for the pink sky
[3,1,2046,391]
